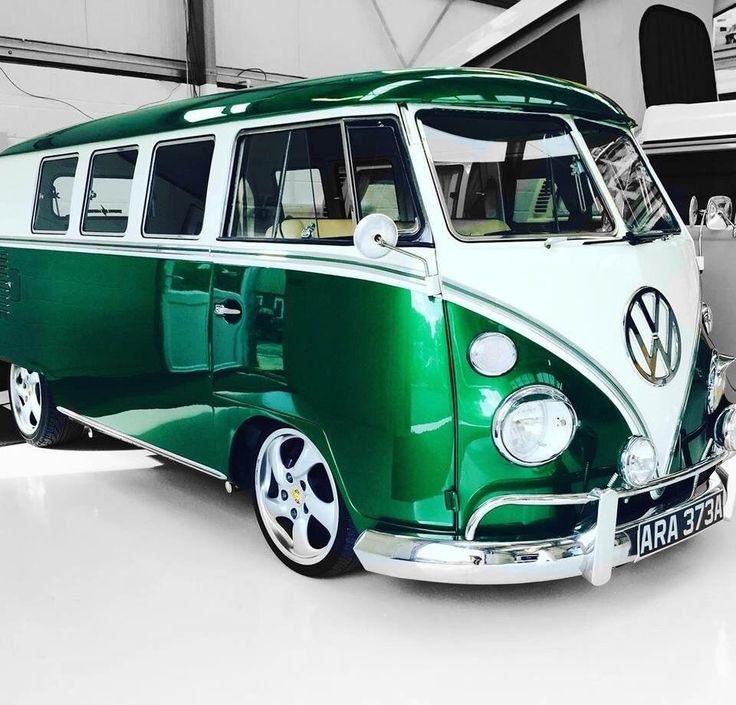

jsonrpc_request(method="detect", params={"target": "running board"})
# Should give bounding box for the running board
[57,407,227,481]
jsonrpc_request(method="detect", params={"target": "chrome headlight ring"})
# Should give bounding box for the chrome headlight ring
[492,385,578,467]
[715,404,736,452]
[619,436,658,488]
[468,332,517,377]
[707,351,735,414]
[702,302,714,335]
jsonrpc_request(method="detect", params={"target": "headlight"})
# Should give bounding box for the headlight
[468,333,517,376]
[492,385,577,466]
[715,404,736,451]
[707,351,734,413]
[702,303,714,335]
[619,436,658,487]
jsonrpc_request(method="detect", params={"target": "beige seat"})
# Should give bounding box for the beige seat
[452,219,511,237]
[265,218,353,239]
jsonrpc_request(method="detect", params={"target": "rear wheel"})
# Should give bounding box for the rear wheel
[252,427,360,577]
[9,365,82,447]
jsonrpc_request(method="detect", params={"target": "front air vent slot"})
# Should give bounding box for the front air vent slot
[0,251,11,317]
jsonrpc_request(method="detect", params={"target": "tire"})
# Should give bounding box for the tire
[8,365,83,448]
[252,427,360,577]
[0,362,8,392]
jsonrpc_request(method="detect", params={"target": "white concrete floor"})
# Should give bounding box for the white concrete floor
[1,391,735,704]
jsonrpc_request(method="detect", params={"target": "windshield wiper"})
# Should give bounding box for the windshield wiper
[583,230,674,246]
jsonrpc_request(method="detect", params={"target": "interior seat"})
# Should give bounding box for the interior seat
[452,219,511,237]
[265,218,354,239]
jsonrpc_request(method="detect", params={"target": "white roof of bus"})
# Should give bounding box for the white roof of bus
[428,0,572,67]
[640,101,736,144]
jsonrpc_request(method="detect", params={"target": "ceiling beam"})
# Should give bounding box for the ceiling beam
[0,36,300,89]
[466,0,519,8]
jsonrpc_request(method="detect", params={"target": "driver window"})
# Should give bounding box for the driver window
[346,120,420,234]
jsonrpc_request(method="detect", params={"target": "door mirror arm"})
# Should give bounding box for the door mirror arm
[353,213,440,296]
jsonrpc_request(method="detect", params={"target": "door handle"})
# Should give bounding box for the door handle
[214,302,242,318]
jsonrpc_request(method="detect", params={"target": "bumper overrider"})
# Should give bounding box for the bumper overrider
[353,453,735,586]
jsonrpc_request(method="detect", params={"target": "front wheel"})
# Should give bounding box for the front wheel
[9,365,82,447]
[252,427,360,577]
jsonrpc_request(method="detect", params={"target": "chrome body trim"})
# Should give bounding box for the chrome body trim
[466,451,731,541]
[57,407,228,480]
[490,385,578,468]
[354,455,733,587]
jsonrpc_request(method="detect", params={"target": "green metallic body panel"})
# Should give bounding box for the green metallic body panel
[0,243,717,540]
[211,264,455,531]
[0,245,455,533]
[445,303,631,541]
[2,68,633,157]
[669,332,716,472]
[0,246,217,469]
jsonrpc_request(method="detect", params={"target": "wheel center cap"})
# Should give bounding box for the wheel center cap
[291,488,302,505]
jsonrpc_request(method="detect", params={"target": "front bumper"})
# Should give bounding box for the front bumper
[354,454,735,586]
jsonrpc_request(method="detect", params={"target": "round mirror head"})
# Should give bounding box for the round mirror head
[706,195,734,231]
[688,195,699,227]
[354,213,399,259]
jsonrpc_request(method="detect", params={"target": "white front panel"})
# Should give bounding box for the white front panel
[436,231,701,472]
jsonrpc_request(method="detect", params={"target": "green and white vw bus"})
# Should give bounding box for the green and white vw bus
[0,68,734,586]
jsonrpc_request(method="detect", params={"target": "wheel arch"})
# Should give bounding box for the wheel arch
[225,411,368,530]
[0,360,8,392]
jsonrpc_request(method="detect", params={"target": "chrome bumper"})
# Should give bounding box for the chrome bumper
[354,454,735,587]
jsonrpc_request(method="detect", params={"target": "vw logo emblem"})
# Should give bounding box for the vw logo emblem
[625,287,681,386]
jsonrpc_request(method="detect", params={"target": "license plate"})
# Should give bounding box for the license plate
[636,491,725,558]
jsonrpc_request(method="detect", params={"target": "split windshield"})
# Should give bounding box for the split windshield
[576,119,678,236]
[419,110,613,239]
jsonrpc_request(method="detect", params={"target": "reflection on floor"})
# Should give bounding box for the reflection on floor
[1,404,735,704]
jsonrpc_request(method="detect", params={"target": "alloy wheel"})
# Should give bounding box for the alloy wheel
[254,429,340,566]
[9,365,42,436]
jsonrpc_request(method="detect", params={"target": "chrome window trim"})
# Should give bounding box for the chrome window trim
[79,144,139,238]
[141,134,216,240]
[30,152,80,235]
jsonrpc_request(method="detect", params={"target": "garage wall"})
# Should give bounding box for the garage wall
[0,0,505,147]
[214,0,504,75]
[3,0,186,59]
[0,63,189,149]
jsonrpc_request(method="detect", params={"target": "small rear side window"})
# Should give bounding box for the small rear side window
[82,147,138,235]
[32,155,78,233]
[143,137,214,237]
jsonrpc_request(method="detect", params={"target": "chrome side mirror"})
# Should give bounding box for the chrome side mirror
[353,213,441,296]
[353,213,399,259]
[688,196,699,227]
[705,195,734,231]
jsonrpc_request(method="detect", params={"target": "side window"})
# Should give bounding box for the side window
[346,120,419,234]
[82,147,138,235]
[32,155,78,233]
[226,130,289,238]
[224,124,350,241]
[144,137,214,237]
